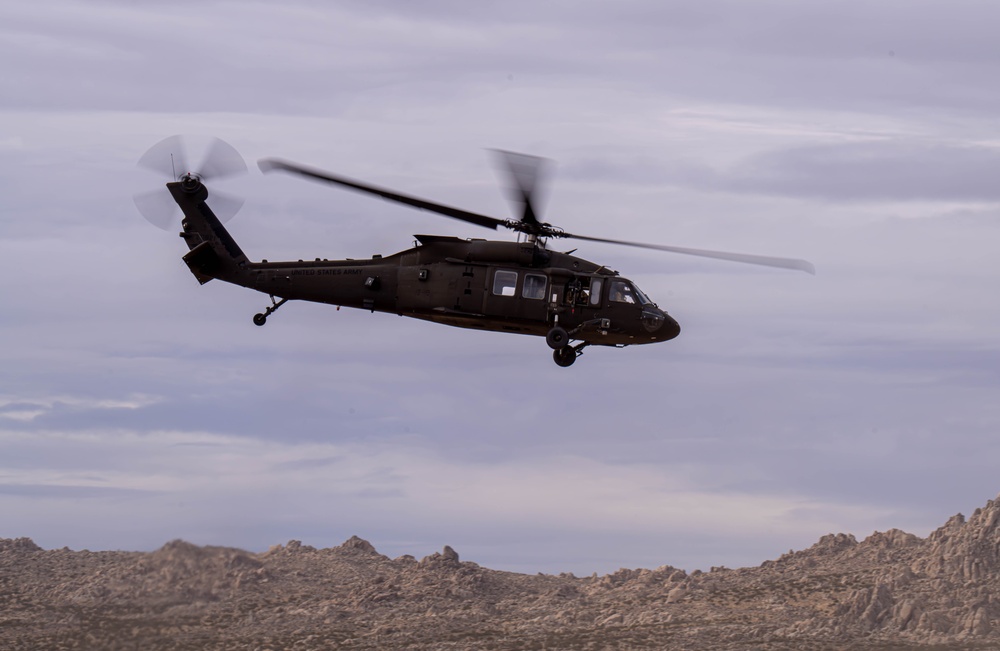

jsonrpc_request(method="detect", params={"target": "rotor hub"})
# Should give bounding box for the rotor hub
[180,173,203,193]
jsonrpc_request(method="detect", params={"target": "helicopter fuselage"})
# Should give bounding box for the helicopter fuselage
[247,236,680,347]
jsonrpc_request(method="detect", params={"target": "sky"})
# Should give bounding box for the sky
[2,0,1000,575]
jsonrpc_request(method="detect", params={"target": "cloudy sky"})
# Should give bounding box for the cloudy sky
[2,0,1000,575]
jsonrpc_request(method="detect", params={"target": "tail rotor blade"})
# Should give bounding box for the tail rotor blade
[198,137,248,182]
[136,134,189,181]
[133,188,180,230]
[207,189,246,224]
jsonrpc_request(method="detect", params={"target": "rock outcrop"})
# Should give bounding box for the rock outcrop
[2,494,1000,649]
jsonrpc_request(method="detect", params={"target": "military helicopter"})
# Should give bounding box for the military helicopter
[134,136,814,367]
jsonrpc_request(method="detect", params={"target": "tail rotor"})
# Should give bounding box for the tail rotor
[133,135,248,230]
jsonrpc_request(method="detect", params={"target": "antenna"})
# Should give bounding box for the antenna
[170,153,177,181]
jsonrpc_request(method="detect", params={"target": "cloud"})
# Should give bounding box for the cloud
[0,423,905,572]
[697,141,1000,202]
[0,484,157,499]
[0,395,164,428]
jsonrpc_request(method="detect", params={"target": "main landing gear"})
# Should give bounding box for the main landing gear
[547,326,587,367]
[253,295,287,326]
[545,326,569,350]
[552,342,587,367]
[546,318,607,367]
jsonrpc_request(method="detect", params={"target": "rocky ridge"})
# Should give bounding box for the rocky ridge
[3,495,1000,649]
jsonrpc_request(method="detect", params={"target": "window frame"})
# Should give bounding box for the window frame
[492,269,518,297]
[522,273,547,300]
[590,278,603,306]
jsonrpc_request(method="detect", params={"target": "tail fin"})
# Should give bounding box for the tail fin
[169,178,251,285]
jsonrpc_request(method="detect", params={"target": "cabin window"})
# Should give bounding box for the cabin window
[493,270,518,296]
[590,278,603,306]
[523,274,546,299]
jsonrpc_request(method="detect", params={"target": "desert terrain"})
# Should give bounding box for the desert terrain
[3,494,1000,649]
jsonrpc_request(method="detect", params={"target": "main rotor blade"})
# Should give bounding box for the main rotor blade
[491,149,550,228]
[258,158,506,231]
[562,233,816,274]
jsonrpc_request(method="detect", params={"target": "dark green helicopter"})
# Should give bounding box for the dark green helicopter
[134,136,814,367]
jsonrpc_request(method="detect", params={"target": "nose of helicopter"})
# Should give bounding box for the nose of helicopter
[659,312,681,341]
[641,307,680,341]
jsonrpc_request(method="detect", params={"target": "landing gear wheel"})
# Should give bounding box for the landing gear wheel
[546,326,569,350]
[553,346,577,367]
[253,296,288,327]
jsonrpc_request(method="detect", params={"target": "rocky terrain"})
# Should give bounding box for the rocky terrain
[3,495,1000,650]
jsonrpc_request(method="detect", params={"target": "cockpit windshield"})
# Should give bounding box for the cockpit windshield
[609,280,654,306]
[632,283,653,306]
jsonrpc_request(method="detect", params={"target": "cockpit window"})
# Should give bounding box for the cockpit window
[609,280,652,306]
[609,280,637,304]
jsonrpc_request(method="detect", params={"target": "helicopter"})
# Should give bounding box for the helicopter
[134,136,814,367]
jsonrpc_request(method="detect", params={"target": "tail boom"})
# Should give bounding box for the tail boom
[169,178,251,286]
